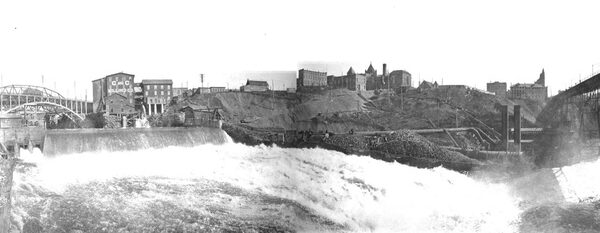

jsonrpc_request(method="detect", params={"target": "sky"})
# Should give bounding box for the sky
[1,0,599,99]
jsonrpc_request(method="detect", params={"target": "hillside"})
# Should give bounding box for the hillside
[173,87,544,135]
[366,88,544,133]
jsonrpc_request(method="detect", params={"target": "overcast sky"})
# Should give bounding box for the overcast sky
[1,0,599,99]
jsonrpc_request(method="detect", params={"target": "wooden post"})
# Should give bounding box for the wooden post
[0,156,16,233]
[514,105,521,154]
[501,105,509,151]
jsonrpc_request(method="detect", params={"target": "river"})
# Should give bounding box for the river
[10,135,591,232]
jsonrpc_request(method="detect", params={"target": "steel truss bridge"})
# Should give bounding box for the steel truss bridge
[0,85,92,120]
[538,72,600,138]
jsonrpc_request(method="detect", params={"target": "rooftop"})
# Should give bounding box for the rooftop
[141,79,174,85]
[246,80,269,86]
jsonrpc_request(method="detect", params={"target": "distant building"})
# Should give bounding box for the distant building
[297,69,327,88]
[438,85,467,90]
[486,82,507,97]
[418,80,438,91]
[508,69,547,101]
[195,87,211,94]
[173,87,189,97]
[388,70,412,89]
[210,87,226,93]
[141,79,173,115]
[365,63,380,90]
[92,72,136,114]
[241,80,269,92]
[286,88,297,93]
[364,63,411,91]
[328,67,367,91]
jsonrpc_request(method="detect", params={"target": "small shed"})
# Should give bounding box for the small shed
[179,105,222,126]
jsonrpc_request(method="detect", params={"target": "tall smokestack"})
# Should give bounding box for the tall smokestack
[383,63,387,77]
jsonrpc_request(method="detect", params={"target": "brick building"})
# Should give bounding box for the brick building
[363,63,411,91]
[328,67,367,91]
[508,69,548,101]
[486,82,507,97]
[365,63,380,90]
[388,70,412,89]
[92,72,136,114]
[297,69,327,88]
[141,79,173,115]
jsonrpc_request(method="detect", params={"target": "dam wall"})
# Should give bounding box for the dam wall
[43,127,230,156]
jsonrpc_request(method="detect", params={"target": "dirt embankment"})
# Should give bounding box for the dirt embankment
[223,123,481,172]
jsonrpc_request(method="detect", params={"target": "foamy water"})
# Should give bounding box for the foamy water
[14,142,521,232]
[554,159,600,202]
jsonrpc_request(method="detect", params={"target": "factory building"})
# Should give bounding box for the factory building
[92,72,136,115]
[141,79,173,115]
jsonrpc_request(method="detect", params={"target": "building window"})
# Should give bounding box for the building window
[161,91,164,95]
[154,91,157,95]
[154,85,157,89]
[146,86,149,90]
[161,85,164,89]
[167,91,170,95]
[145,91,148,96]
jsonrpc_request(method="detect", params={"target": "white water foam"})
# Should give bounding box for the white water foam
[553,158,600,202]
[16,142,521,232]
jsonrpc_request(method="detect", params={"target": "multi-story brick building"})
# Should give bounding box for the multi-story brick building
[508,69,548,101]
[297,69,327,88]
[328,67,367,91]
[141,79,173,115]
[388,70,412,89]
[92,72,136,115]
[486,82,507,97]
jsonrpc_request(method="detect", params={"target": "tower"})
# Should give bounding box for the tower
[535,69,545,86]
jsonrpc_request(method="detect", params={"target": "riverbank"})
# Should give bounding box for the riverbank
[222,123,482,172]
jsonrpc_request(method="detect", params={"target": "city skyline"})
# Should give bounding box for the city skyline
[1,0,599,98]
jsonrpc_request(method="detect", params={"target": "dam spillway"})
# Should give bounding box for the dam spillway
[42,127,231,156]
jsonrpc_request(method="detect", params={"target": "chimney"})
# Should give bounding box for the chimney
[383,63,387,77]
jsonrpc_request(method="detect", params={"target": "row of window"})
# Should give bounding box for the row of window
[147,97,170,104]
[111,81,130,86]
[145,85,172,90]
[145,90,171,96]
[109,76,133,82]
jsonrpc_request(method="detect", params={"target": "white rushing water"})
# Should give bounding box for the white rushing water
[14,141,521,232]
[554,159,600,203]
